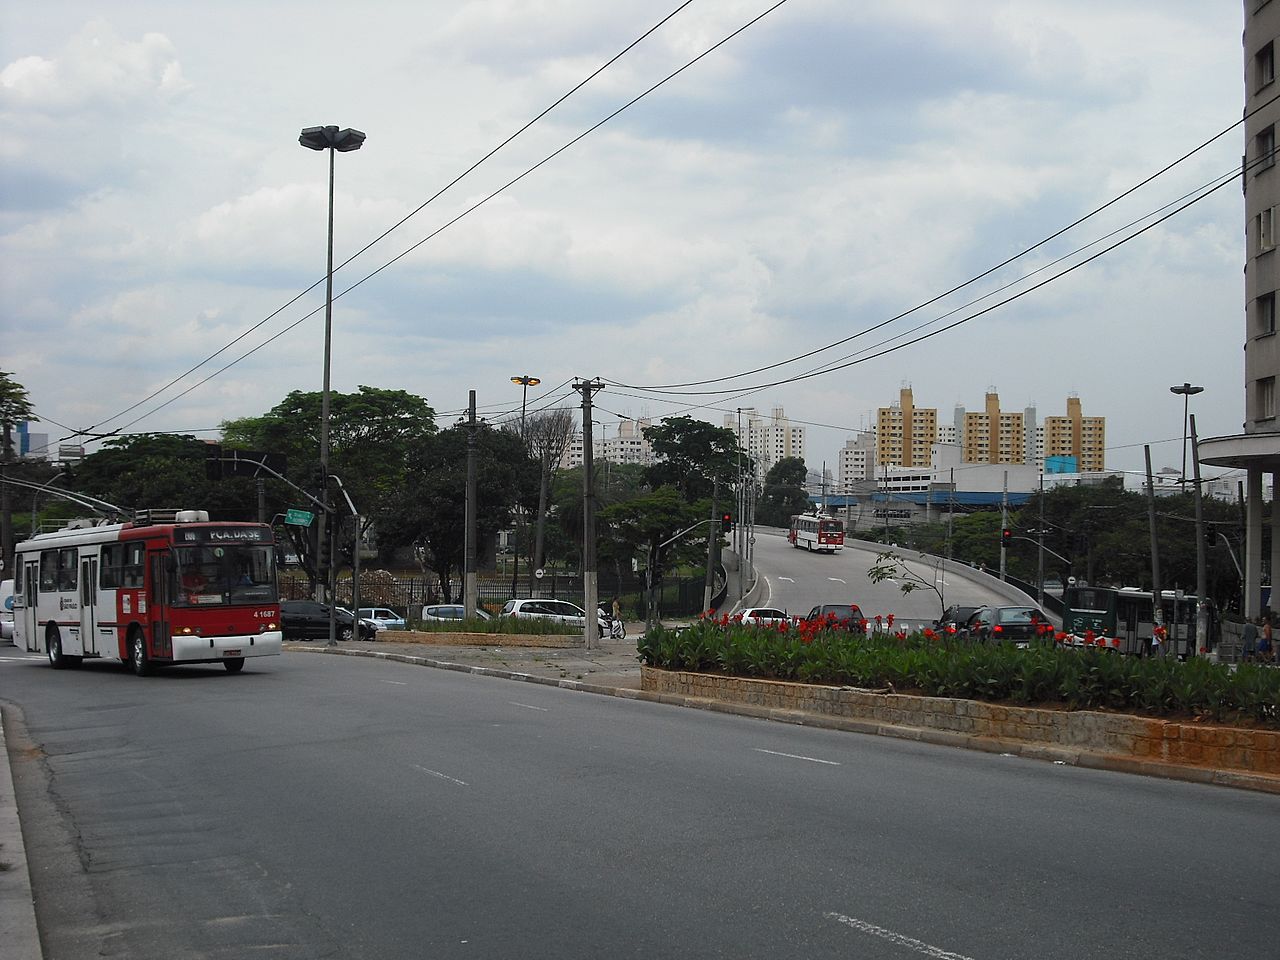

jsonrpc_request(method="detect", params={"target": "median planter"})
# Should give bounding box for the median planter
[640,666,1280,781]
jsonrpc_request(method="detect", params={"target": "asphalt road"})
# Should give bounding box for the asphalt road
[3,648,1276,959]
[749,529,1031,627]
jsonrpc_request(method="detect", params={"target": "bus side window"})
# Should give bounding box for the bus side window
[123,543,144,588]
[39,550,58,592]
[100,544,120,588]
[58,548,78,592]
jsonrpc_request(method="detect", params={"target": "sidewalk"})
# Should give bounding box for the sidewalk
[0,642,41,960]
[286,634,645,692]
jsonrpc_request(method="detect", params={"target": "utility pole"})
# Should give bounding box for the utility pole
[703,479,719,612]
[999,470,1008,581]
[574,379,604,649]
[464,390,478,619]
[1145,445,1163,656]
[1037,470,1045,608]
[1191,415,1208,656]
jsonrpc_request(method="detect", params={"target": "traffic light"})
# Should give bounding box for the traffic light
[1001,528,1012,546]
[316,530,331,571]
[721,512,733,532]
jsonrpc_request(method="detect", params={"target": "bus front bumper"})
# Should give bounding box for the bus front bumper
[171,630,283,662]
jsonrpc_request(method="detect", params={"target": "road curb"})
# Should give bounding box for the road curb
[0,704,43,960]
[289,645,1280,795]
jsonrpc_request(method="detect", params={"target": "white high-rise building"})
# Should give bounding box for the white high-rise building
[838,434,876,491]
[725,406,806,480]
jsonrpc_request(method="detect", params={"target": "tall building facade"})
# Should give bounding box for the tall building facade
[837,433,876,491]
[725,406,806,480]
[961,392,1025,465]
[875,388,937,467]
[1043,396,1106,472]
[1199,2,1280,616]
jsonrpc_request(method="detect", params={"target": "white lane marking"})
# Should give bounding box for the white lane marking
[379,679,407,685]
[0,656,45,661]
[827,577,846,584]
[824,913,979,960]
[509,701,548,712]
[754,748,840,766]
[411,764,468,787]
[778,576,795,583]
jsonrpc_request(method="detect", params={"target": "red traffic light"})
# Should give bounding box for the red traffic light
[721,513,733,532]
[1001,528,1012,545]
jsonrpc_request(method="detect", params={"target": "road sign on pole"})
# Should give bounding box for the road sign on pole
[284,509,315,527]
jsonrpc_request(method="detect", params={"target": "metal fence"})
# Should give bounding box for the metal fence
[279,572,711,621]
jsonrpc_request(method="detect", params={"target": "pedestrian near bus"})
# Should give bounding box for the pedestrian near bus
[1241,617,1259,662]
[1261,615,1274,663]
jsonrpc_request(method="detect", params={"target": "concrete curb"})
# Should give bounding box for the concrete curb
[0,705,42,960]
[292,646,1280,796]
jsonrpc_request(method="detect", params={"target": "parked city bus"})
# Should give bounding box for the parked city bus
[13,509,282,675]
[787,512,845,553]
[1060,584,1216,658]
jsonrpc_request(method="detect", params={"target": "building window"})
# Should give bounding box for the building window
[1258,42,1276,91]
[1259,377,1276,421]
[1258,292,1277,336]
[1258,126,1276,173]
[1261,206,1277,253]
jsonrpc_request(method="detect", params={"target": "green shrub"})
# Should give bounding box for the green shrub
[639,621,1280,727]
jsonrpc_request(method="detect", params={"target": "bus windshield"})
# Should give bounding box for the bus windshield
[172,543,277,607]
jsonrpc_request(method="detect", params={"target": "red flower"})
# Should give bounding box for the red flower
[887,613,895,627]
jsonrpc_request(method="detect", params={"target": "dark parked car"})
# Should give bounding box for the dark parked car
[961,605,1053,647]
[802,603,865,630]
[936,604,981,635]
[280,600,376,642]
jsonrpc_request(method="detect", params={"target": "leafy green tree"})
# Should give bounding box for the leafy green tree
[383,423,538,600]
[642,416,744,502]
[756,456,811,527]
[72,434,257,519]
[1,371,37,570]
[600,485,705,626]
[221,386,437,570]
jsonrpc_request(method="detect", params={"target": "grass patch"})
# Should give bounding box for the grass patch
[408,617,580,636]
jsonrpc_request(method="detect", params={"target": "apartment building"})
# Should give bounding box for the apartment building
[725,406,806,480]
[875,388,937,467]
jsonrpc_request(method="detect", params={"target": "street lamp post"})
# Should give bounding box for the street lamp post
[509,375,540,598]
[300,124,365,645]
[1169,383,1204,486]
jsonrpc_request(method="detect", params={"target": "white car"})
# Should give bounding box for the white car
[356,607,407,631]
[500,598,608,632]
[0,578,13,642]
[739,607,792,627]
[421,604,492,622]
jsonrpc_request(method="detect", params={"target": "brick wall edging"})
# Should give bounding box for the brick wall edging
[377,631,582,648]
[641,667,1280,777]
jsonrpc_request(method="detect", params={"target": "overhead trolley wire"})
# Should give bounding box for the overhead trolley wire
[67,1,697,442]
[605,87,1280,393]
[94,1,793,440]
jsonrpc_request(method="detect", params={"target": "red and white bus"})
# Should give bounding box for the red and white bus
[787,512,845,553]
[13,509,282,675]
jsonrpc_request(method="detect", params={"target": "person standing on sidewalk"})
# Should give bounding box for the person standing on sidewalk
[1241,617,1259,663]
[1261,614,1274,663]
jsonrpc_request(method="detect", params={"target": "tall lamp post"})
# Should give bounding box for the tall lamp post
[1169,382,1204,485]
[300,124,365,645]
[509,375,540,597]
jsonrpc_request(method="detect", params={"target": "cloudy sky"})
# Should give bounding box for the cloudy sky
[0,1,1249,485]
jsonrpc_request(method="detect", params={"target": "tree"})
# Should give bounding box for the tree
[72,434,257,518]
[384,423,537,601]
[600,486,705,626]
[523,407,576,588]
[0,370,36,574]
[756,456,811,527]
[221,387,437,577]
[642,416,743,502]
[867,550,946,618]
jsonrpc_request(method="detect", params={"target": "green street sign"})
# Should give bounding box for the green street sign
[284,508,315,527]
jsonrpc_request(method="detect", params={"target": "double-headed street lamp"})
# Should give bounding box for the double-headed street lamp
[1169,382,1205,486]
[510,375,541,442]
[509,375,540,596]
[300,124,365,644]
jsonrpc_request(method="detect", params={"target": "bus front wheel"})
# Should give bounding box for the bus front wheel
[129,630,153,677]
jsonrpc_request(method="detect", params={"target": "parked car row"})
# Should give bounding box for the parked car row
[280,601,378,642]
